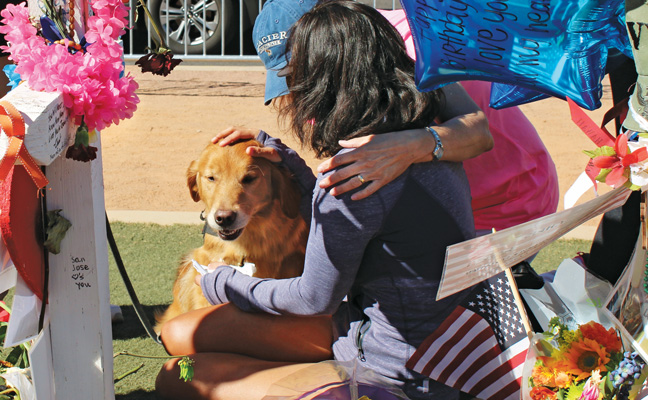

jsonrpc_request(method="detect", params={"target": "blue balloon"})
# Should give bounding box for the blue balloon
[487,0,631,109]
[401,0,629,110]
[488,84,549,109]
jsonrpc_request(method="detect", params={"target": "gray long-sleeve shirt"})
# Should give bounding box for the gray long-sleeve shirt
[201,132,475,397]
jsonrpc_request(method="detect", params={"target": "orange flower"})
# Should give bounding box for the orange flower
[532,362,556,387]
[530,386,558,400]
[554,371,573,389]
[579,321,622,353]
[558,338,610,381]
[532,360,573,389]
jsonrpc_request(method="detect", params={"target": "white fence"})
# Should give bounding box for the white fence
[122,0,401,61]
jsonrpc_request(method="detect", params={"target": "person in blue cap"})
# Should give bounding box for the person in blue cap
[156,1,482,399]
[246,0,492,172]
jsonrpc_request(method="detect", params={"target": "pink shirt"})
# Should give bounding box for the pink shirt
[380,10,559,230]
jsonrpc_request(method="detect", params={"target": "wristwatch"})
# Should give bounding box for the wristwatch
[425,126,444,161]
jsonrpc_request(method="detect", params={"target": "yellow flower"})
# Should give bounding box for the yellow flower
[558,338,610,381]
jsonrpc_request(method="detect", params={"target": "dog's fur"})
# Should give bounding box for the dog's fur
[155,140,308,332]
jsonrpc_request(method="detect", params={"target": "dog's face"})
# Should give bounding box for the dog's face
[187,140,299,241]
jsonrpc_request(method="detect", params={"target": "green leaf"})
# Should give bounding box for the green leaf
[19,347,29,368]
[4,347,22,366]
[596,169,612,183]
[564,382,585,400]
[598,146,617,157]
[43,210,72,255]
[583,146,617,159]
[73,122,90,148]
[0,324,7,347]
[624,181,643,191]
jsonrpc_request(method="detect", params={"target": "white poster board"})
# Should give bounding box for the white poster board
[437,187,632,300]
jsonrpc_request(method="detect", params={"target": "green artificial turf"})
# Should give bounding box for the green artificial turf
[0,222,594,399]
[108,222,203,400]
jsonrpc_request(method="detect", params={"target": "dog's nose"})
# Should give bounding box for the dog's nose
[215,210,237,227]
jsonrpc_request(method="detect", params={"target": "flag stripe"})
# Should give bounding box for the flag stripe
[453,343,501,388]
[455,327,529,390]
[436,326,496,383]
[496,379,525,400]
[405,306,466,370]
[408,308,478,373]
[475,361,526,400]
[420,312,485,376]
[445,337,501,387]
[463,338,529,392]
[408,272,531,400]
[471,351,527,399]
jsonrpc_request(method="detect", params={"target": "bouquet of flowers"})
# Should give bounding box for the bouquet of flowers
[527,317,646,400]
[0,0,139,161]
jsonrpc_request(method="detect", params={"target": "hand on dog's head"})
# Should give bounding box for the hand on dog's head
[187,140,301,223]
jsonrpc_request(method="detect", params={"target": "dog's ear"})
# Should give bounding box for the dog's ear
[187,160,201,202]
[271,166,301,219]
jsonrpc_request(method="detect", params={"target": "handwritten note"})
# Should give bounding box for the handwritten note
[70,256,92,290]
[411,0,551,89]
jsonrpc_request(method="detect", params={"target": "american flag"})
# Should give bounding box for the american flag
[406,272,530,400]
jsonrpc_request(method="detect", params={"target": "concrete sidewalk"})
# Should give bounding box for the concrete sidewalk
[106,210,598,241]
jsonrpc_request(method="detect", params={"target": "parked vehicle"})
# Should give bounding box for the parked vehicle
[124,0,398,57]
[126,0,262,56]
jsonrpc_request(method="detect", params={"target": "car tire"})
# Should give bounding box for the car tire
[148,0,233,54]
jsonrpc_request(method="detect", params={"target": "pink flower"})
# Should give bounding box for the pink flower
[593,134,648,188]
[0,0,139,132]
[579,370,601,400]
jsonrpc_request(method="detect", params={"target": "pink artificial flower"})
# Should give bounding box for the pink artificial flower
[593,134,648,188]
[578,370,601,400]
[0,0,139,132]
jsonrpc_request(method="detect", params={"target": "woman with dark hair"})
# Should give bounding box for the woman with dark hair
[279,2,444,159]
[156,2,474,399]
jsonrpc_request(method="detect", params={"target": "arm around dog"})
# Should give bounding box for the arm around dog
[200,171,384,316]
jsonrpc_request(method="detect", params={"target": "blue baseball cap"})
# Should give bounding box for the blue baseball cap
[253,0,318,105]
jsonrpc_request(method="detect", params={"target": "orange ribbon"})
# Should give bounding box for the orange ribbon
[0,100,49,189]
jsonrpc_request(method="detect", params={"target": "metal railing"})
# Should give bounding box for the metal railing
[123,0,400,62]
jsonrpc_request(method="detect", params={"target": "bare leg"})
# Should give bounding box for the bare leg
[157,304,335,399]
[160,302,333,362]
[156,353,316,400]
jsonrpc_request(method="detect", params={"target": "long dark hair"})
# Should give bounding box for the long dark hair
[279,0,444,158]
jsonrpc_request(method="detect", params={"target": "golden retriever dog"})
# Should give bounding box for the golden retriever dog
[155,139,308,332]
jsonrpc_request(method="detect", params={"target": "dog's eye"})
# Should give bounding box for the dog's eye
[206,176,215,182]
[241,174,257,184]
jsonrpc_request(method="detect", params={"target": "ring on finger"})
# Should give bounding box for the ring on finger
[357,174,366,184]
